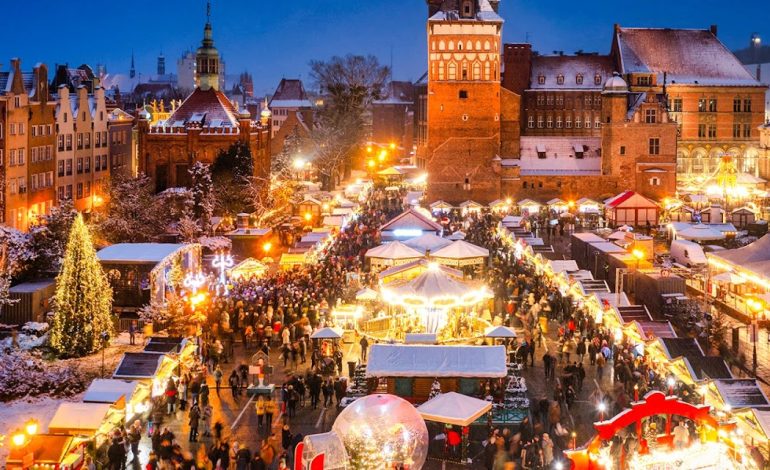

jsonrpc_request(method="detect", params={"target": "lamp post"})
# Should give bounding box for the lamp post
[597,402,607,421]
[100,330,109,378]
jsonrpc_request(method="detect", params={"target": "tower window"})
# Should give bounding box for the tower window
[620,146,626,155]
[538,75,545,85]
[459,90,468,99]
[576,74,583,85]
[594,73,602,85]
[649,138,660,155]
[556,74,564,85]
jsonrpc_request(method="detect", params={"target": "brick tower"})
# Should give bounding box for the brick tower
[425,0,504,204]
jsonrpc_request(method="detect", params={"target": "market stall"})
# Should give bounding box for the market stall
[47,403,121,445]
[430,240,490,269]
[365,241,424,269]
[418,392,492,463]
[227,258,268,280]
[403,233,453,254]
[379,209,443,241]
[5,434,82,470]
[83,379,150,422]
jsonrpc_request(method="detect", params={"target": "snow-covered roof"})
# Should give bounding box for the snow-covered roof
[429,0,503,23]
[529,55,615,91]
[615,27,761,87]
[366,344,507,378]
[9,279,55,293]
[310,327,343,339]
[161,88,241,128]
[548,260,579,273]
[365,241,424,260]
[48,403,113,434]
[418,392,492,426]
[431,240,489,259]
[519,137,602,175]
[380,208,443,233]
[484,325,517,338]
[83,379,141,404]
[97,243,187,264]
[713,379,770,408]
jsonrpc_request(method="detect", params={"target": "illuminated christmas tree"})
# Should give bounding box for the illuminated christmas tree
[50,214,114,357]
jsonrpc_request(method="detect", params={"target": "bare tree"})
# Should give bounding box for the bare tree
[243,175,298,227]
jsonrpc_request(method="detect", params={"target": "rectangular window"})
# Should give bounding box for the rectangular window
[84,133,91,149]
[649,138,660,155]
[31,174,38,190]
[527,116,534,129]
[66,134,72,151]
[743,124,751,138]
[58,160,65,177]
[10,123,16,135]
[10,149,16,166]
[84,156,91,173]
[31,126,37,137]
[734,98,742,113]
[85,181,91,197]
[18,123,24,135]
[536,95,545,106]
[708,124,717,139]
[708,99,717,112]
[595,118,601,128]
[584,96,591,106]
[637,76,651,86]
[537,116,544,128]
[18,177,26,193]
[645,109,657,124]
[0,149,3,166]
[593,96,601,106]
[76,183,83,199]
[733,123,741,138]
[95,132,101,147]
[672,98,683,112]
[537,150,546,159]
[0,122,3,138]
[77,133,83,149]
[556,96,564,106]
[77,158,83,174]
[31,147,37,163]
[66,159,73,176]
[546,95,554,106]
[698,99,707,113]
[698,124,706,138]
[556,117,563,128]
[744,99,752,112]
[566,117,572,128]
[620,146,626,156]
[575,117,582,128]
[18,149,24,164]
[58,186,65,201]
[546,116,553,128]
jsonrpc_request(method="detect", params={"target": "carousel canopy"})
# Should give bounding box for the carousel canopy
[378,259,464,282]
[381,267,492,308]
[484,325,517,338]
[365,241,424,261]
[48,403,113,435]
[431,240,489,260]
[677,224,725,241]
[366,344,507,378]
[446,230,466,241]
[355,287,379,301]
[403,233,453,254]
[310,327,343,339]
[228,258,268,280]
[378,166,404,176]
[417,391,492,427]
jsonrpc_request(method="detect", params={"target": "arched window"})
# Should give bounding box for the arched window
[461,62,468,80]
[494,62,498,80]
[484,40,491,51]
[448,41,454,51]
[439,40,446,51]
[484,62,491,80]
[458,42,463,51]
[438,61,445,80]
[466,41,472,51]
[448,62,457,80]
[472,62,481,80]
[431,41,436,51]
[475,41,481,50]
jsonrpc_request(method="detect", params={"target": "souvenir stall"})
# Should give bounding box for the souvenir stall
[5,434,83,470]
[365,241,423,270]
[227,258,268,281]
[82,379,151,422]
[417,392,492,464]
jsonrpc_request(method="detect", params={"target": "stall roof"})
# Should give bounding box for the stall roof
[616,305,652,323]
[417,392,492,427]
[683,357,733,381]
[7,434,74,464]
[113,352,166,379]
[377,258,463,281]
[636,321,676,339]
[431,240,489,259]
[548,260,579,273]
[404,333,438,344]
[365,241,424,260]
[708,234,770,277]
[366,344,507,378]
[48,403,113,434]
[97,243,187,264]
[714,379,770,408]
[484,325,517,338]
[572,233,606,243]
[380,208,442,233]
[83,379,141,404]
[9,279,55,294]
[658,338,704,360]
[310,327,343,339]
[403,233,453,254]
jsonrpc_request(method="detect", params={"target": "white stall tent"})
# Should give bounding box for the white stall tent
[484,326,517,338]
[310,327,344,339]
[83,379,141,404]
[48,403,114,435]
[366,344,507,378]
[417,392,492,426]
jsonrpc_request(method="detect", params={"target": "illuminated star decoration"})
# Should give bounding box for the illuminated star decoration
[183,271,206,294]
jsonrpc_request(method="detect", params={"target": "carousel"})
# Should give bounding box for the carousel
[367,263,493,343]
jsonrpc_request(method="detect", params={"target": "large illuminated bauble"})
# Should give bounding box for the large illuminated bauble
[332,394,429,469]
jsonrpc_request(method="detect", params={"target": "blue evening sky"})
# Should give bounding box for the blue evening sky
[0,0,763,96]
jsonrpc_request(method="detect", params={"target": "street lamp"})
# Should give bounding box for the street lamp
[597,402,607,420]
[24,419,39,437]
[263,242,272,256]
[11,429,26,447]
[632,249,644,270]
[378,149,387,162]
[667,376,676,396]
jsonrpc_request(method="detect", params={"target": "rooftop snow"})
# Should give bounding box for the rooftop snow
[529,55,615,90]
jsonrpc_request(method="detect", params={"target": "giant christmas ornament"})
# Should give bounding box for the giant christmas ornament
[332,394,428,470]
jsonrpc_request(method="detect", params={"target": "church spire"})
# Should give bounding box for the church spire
[130,50,136,79]
[196,0,220,91]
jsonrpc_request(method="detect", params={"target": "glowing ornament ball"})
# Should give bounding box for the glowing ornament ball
[332,394,428,469]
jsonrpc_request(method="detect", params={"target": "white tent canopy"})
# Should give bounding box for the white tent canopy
[366,344,507,378]
[484,325,517,338]
[310,327,343,339]
[446,231,466,240]
[677,224,725,241]
[365,241,424,263]
[355,287,379,301]
[403,233,453,254]
[381,269,492,308]
[712,272,746,284]
[417,392,492,427]
[548,260,579,274]
[431,240,489,263]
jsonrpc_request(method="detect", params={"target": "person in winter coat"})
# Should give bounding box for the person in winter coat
[250,453,267,470]
[189,404,201,441]
[229,370,241,398]
[264,396,277,431]
[201,403,213,437]
[128,420,142,460]
[259,439,275,466]
[255,396,266,429]
[201,382,211,407]
[107,437,127,470]
[281,424,292,451]
[215,366,224,393]
[236,445,251,470]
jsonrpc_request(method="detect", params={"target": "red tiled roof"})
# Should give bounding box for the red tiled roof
[166,88,240,126]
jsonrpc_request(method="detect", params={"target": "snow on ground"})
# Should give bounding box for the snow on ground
[0,393,84,465]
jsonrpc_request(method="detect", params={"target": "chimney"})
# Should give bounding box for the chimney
[709,25,718,36]
[236,213,250,229]
[614,24,621,34]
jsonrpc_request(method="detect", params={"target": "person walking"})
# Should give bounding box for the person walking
[189,403,201,442]
[597,351,607,380]
[255,396,266,430]
[359,335,369,362]
[229,369,241,399]
[215,366,224,393]
[264,395,276,432]
[128,321,137,346]
[127,420,142,461]
[107,436,127,470]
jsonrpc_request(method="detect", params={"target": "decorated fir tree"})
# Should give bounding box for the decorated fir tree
[50,214,114,357]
